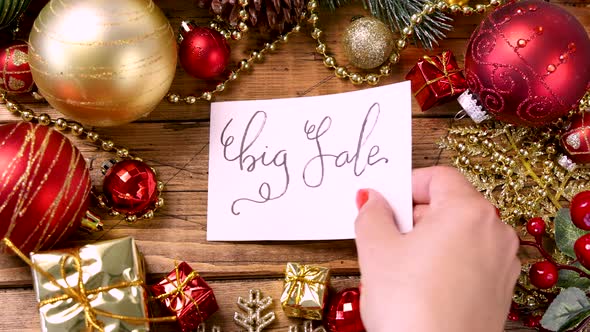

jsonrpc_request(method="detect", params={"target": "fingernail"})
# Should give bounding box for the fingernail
[356,189,370,210]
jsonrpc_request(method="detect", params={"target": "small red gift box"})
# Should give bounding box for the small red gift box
[151,262,219,332]
[405,51,467,111]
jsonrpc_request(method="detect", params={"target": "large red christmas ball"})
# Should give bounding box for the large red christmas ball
[0,41,34,93]
[178,22,230,80]
[325,288,365,332]
[0,122,91,254]
[460,0,590,127]
[561,111,590,164]
[103,159,158,215]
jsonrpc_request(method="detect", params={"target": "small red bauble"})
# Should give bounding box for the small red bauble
[529,261,558,289]
[574,233,590,270]
[460,0,590,127]
[561,112,590,164]
[0,41,34,93]
[571,191,590,230]
[523,315,542,328]
[325,288,365,332]
[526,217,546,236]
[103,159,158,215]
[0,122,91,253]
[178,21,230,80]
[507,311,519,322]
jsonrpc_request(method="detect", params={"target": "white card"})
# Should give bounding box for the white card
[207,81,413,241]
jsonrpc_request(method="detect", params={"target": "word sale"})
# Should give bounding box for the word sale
[220,103,389,215]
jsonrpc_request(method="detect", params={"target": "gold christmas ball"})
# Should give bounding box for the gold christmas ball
[29,0,177,127]
[342,17,394,70]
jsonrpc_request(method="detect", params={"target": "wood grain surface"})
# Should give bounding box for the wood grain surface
[0,1,588,331]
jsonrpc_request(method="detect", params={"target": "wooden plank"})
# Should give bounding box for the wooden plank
[0,279,534,332]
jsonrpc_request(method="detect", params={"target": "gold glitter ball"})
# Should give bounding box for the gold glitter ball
[342,17,394,70]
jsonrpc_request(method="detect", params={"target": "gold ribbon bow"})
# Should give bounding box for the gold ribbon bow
[283,263,328,307]
[414,51,463,97]
[153,262,204,320]
[2,238,176,332]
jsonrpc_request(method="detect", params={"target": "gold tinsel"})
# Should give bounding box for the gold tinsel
[439,93,590,228]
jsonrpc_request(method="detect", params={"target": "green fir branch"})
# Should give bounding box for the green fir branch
[320,0,453,49]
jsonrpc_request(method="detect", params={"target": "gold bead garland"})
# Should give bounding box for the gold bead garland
[166,0,505,97]
[0,93,165,223]
[166,24,302,104]
[209,0,251,41]
[309,0,503,85]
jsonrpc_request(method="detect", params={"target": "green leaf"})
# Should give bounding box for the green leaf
[559,310,590,332]
[555,208,590,259]
[541,287,590,331]
[558,269,590,291]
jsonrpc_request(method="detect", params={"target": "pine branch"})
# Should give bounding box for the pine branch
[319,0,453,49]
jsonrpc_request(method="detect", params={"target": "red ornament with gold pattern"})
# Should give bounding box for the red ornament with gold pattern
[459,0,590,127]
[101,159,164,222]
[0,41,34,93]
[0,122,91,253]
[561,111,590,164]
[325,288,365,332]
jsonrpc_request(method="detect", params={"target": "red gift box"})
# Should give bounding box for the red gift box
[151,262,219,331]
[405,51,467,111]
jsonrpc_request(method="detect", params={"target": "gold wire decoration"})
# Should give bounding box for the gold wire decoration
[439,93,590,228]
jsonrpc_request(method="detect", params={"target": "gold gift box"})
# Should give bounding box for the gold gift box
[280,262,330,320]
[30,237,150,332]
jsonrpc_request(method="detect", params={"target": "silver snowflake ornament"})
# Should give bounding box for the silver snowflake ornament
[234,289,276,332]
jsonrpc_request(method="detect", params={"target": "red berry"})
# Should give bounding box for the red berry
[523,315,542,328]
[571,191,590,230]
[507,311,519,321]
[526,217,546,237]
[575,233,590,269]
[529,261,558,289]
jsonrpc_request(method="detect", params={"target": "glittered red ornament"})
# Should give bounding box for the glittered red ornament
[0,122,91,254]
[561,111,590,164]
[325,288,365,332]
[178,21,230,80]
[103,159,158,215]
[460,0,590,127]
[0,41,34,93]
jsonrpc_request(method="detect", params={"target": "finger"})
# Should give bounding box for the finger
[412,166,478,205]
[504,257,521,299]
[354,189,400,262]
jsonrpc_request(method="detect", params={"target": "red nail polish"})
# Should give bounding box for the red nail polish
[356,189,369,210]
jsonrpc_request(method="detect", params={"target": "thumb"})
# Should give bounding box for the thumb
[354,189,400,265]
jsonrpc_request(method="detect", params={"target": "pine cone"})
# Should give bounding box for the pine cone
[202,0,306,33]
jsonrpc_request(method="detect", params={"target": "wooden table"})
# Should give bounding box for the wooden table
[0,1,588,331]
